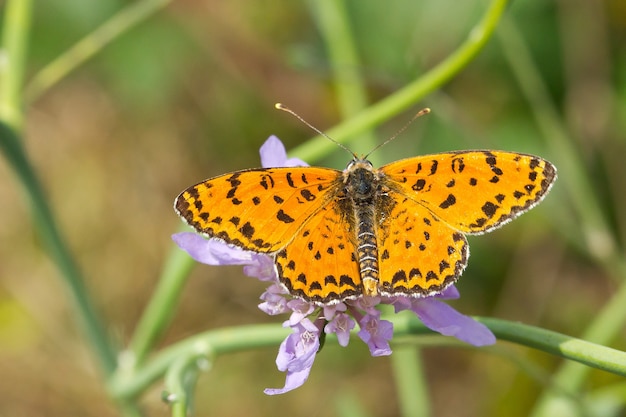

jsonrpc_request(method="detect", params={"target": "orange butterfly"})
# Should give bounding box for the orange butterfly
[175,136,556,305]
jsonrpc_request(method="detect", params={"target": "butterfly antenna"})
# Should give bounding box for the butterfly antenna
[275,103,357,159]
[364,107,431,159]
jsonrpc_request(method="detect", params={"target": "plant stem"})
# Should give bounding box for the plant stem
[108,316,626,401]
[496,17,626,417]
[307,0,377,156]
[0,122,118,374]
[0,0,119,376]
[289,0,510,163]
[24,0,172,102]
[0,0,32,130]
[392,345,431,417]
[127,244,196,367]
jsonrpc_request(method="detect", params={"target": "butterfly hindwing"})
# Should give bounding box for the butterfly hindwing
[381,151,557,234]
[275,204,362,304]
[175,167,341,252]
[377,191,469,297]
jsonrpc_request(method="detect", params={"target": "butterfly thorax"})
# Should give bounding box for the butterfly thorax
[341,159,392,297]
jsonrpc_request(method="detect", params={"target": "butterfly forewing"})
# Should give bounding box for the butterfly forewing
[175,167,341,252]
[381,151,557,234]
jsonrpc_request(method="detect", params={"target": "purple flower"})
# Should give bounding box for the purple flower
[324,312,355,347]
[356,311,394,356]
[395,296,496,346]
[173,135,497,395]
[263,318,321,395]
[258,284,290,316]
[260,135,308,168]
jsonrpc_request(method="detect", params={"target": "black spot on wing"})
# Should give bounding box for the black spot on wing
[425,271,438,282]
[413,179,426,191]
[239,222,255,238]
[429,161,438,175]
[392,270,407,284]
[451,157,465,173]
[339,275,358,289]
[300,189,316,201]
[325,275,338,285]
[439,194,456,209]
[276,209,295,223]
[481,202,498,218]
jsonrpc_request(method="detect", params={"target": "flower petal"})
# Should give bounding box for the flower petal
[259,284,290,315]
[172,232,254,265]
[411,299,496,346]
[263,366,312,395]
[357,313,393,356]
[435,285,460,300]
[325,313,355,347]
[286,299,315,325]
[265,319,320,395]
[260,136,308,168]
[242,254,277,281]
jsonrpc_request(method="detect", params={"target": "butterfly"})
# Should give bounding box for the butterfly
[174,142,557,306]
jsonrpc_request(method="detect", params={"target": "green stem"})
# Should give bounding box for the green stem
[529,273,626,417]
[127,244,196,367]
[496,18,626,417]
[0,0,119,377]
[289,0,510,163]
[24,0,172,102]
[164,352,211,417]
[497,17,616,263]
[392,345,431,417]
[307,0,377,156]
[0,122,118,374]
[108,316,626,402]
[0,0,32,130]
[402,315,626,376]
[109,324,291,400]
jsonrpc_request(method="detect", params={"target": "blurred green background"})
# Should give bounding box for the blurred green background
[1,0,626,415]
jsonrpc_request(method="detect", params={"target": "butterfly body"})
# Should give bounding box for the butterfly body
[175,150,556,305]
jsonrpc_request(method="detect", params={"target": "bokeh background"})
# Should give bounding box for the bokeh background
[2,0,626,416]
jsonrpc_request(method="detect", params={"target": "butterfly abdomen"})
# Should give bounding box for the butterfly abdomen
[354,205,381,296]
[344,160,386,297]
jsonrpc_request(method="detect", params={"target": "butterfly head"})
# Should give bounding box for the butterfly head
[345,157,374,172]
[343,158,379,201]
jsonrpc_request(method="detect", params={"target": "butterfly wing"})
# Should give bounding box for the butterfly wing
[377,191,468,297]
[380,151,557,234]
[175,167,341,253]
[275,203,361,304]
